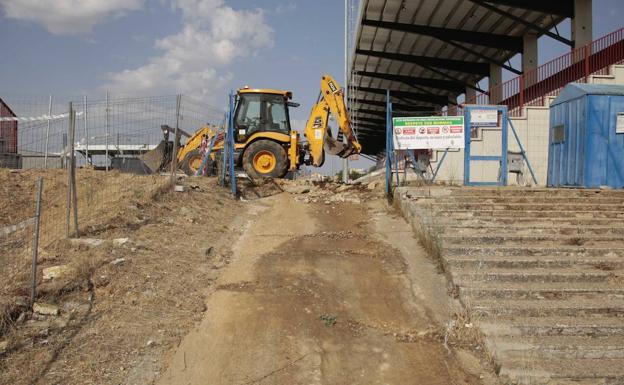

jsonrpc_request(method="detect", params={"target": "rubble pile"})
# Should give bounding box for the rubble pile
[277,177,383,204]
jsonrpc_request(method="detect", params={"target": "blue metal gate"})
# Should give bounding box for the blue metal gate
[463,105,509,186]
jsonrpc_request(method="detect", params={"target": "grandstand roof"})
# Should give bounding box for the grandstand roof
[350,0,573,154]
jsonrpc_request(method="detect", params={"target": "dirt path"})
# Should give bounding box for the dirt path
[157,193,485,385]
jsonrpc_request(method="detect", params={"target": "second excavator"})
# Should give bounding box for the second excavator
[141,74,361,179]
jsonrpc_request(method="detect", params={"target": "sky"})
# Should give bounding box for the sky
[0,0,623,175]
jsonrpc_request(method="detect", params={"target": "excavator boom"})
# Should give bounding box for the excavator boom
[304,74,362,166]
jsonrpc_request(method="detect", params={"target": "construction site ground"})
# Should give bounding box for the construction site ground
[0,173,496,385]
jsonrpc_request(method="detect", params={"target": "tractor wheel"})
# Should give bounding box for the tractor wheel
[180,149,204,176]
[242,140,288,180]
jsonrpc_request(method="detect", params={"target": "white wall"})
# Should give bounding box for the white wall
[427,65,624,186]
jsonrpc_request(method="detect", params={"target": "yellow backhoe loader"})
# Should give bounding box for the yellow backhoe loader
[141,74,361,179]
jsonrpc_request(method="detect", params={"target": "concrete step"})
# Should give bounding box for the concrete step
[459,282,624,301]
[441,234,623,247]
[444,245,624,257]
[417,202,624,212]
[444,187,624,198]
[398,185,624,384]
[420,195,624,205]
[497,357,624,384]
[403,187,624,198]
[490,336,624,360]
[432,217,624,227]
[439,209,624,219]
[471,299,624,317]
[479,317,624,337]
[451,268,621,285]
[435,225,624,236]
[446,256,624,270]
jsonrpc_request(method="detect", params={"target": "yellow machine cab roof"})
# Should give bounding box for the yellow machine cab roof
[238,87,292,99]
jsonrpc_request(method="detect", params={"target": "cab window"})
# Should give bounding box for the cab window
[235,93,290,136]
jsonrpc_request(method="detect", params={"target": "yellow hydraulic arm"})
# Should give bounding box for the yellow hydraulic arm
[303,74,362,167]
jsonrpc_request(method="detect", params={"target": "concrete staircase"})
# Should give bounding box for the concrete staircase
[397,186,624,385]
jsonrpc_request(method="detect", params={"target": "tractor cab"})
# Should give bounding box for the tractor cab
[234,88,297,143]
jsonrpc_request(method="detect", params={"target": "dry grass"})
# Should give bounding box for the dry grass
[1,173,244,385]
[444,302,499,375]
[1,170,171,339]
[394,193,502,377]
[400,205,445,273]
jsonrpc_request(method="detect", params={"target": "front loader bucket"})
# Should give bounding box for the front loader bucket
[139,140,171,173]
[324,135,356,158]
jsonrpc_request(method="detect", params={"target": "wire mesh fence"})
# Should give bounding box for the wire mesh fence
[1,94,223,169]
[0,93,224,326]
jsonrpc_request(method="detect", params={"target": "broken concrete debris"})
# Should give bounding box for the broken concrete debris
[113,237,130,246]
[70,238,104,247]
[282,185,311,194]
[110,258,126,266]
[33,302,60,316]
[42,265,75,281]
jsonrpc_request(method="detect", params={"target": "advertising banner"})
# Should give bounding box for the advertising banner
[392,116,465,150]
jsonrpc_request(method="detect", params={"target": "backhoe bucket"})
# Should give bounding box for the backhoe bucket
[324,135,356,158]
[139,140,171,173]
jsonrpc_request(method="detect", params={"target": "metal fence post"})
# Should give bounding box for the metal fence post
[385,90,392,200]
[228,92,237,196]
[44,95,52,169]
[30,177,43,306]
[170,94,181,186]
[105,91,110,171]
[219,112,228,186]
[70,108,79,237]
[84,95,89,165]
[61,133,67,169]
[65,103,79,237]
[66,102,73,237]
[584,44,590,81]
[519,75,525,112]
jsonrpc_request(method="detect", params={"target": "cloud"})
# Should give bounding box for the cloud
[0,0,143,35]
[103,0,274,101]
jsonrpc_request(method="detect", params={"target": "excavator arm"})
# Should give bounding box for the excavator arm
[304,74,362,167]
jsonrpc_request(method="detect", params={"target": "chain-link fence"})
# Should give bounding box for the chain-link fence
[0,94,224,332]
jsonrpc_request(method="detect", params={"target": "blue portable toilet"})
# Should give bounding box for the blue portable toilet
[548,83,624,188]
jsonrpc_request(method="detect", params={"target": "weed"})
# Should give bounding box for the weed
[319,314,337,326]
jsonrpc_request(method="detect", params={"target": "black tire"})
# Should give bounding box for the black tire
[242,140,288,180]
[180,148,204,176]
[204,157,215,176]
